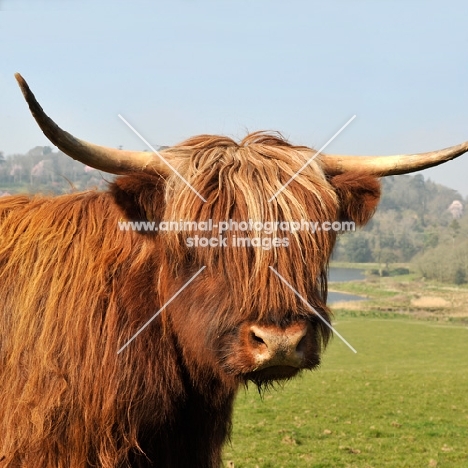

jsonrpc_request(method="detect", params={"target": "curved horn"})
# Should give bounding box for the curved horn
[319,142,468,177]
[15,73,171,176]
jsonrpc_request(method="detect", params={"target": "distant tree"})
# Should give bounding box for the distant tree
[399,233,418,260]
[450,219,461,237]
[454,267,466,285]
[410,174,427,226]
[378,248,398,271]
[423,230,439,250]
[379,231,396,249]
[418,238,468,284]
[345,236,373,262]
[0,151,4,163]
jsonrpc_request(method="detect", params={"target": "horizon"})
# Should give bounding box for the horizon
[3,143,466,203]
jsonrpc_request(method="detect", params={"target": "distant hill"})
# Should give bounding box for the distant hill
[333,174,467,283]
[0,146,115,195]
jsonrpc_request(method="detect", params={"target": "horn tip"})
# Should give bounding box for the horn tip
[14,73,32,100]
[14,72,26,88]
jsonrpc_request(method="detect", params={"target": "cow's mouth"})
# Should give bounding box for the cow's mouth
[246,365,302,383]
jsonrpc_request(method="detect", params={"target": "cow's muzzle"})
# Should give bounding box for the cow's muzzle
[249,322,308,370]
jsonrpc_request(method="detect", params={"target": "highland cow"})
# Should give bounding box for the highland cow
[0,75,467,467]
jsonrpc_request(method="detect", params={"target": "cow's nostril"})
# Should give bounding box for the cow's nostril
[296,335,307,354]
[250,330,266,346]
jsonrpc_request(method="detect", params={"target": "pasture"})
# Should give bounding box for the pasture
[223,318,468,467]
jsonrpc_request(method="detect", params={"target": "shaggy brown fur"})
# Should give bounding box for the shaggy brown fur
[0,132,380,467]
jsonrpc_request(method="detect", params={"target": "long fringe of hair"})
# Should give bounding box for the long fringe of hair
[162,132,338,328]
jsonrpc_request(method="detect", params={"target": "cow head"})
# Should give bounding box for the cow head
[15,73,468,389]
[143,134,381,387]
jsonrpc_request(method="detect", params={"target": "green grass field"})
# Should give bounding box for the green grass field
[223,318,468,468]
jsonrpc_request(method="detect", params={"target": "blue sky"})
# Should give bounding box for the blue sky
[1,0,467,196]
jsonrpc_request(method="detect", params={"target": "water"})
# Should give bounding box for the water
[329,267,365,282]
[327,267,366,304]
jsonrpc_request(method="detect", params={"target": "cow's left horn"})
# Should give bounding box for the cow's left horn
[15,73,172,176]
[318,142,468,176]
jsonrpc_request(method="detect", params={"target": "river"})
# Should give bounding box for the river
[328,267,366,304]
